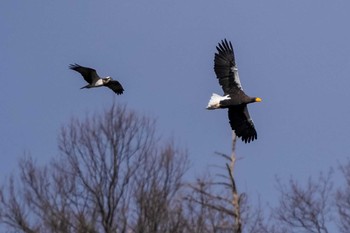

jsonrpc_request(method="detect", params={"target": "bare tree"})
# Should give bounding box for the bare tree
[227,133,242,233]
[131,142,189,233]
[336,159,350,233]
[184,133,247,233]
[273,171,334,233]
[0,104,188,233]
[183,132,282,233]
[4,104,350,233]
[184,175,237,233]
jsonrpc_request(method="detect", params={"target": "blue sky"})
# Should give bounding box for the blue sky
[2,0,350,213]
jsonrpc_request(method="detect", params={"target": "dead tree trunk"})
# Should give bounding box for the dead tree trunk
[226,131,242,233]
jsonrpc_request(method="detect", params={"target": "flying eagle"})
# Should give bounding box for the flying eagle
[69,64,124,95]
[207,39,261,143]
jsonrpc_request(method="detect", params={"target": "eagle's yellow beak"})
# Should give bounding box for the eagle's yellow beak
[255,97,262,102]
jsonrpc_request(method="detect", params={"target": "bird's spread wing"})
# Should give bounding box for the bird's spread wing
[69,64,100,84]
[228,106,257,143]
[104,80,124,95]
[214,39,243,95]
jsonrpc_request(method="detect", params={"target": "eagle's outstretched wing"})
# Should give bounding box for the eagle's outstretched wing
[214,39,243,95]
[69,64,100,84]
[104,80,124,95]
[228,105,257,143]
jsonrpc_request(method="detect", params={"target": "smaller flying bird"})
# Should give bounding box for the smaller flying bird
[69,63,124,95]
[207,39,262,143]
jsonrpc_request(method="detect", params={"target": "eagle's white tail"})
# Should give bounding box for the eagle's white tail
[206,93,230,109]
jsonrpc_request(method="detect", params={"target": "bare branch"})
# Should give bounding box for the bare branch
[273,171,333,233]
[0,104,189,233]
[336,159,350,233]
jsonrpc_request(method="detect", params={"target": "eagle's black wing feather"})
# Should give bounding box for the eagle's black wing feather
[214,39,243,95]
[69,64,100,84]
[228,105,257,143]
[104,80,124,95]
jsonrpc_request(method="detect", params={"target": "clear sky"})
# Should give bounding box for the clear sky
[1,0,350,214]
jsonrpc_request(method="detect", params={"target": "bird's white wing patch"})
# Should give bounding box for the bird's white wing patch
[94,79,104,86]
[232,66,243,90]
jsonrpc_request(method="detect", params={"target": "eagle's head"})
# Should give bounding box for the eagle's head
[103,76,112,84]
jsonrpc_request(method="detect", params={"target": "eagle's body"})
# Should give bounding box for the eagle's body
[69,64,124,95]
[207,39,261,143]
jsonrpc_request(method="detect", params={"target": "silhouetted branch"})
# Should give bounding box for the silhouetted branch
[0,104,189,233]
[273,171,333,233]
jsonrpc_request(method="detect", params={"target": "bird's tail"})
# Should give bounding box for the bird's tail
[80,84,90,89]
[206,93,229,109]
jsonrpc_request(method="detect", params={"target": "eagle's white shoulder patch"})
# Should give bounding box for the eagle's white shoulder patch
[232,66,243,90]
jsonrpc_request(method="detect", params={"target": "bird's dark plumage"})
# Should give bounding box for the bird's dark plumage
[207,39,261,143]
[228,106,257,143]
[104,80,124,95]
[69,64,99,84]
[69,63,124,95]
[214,39,242,95]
